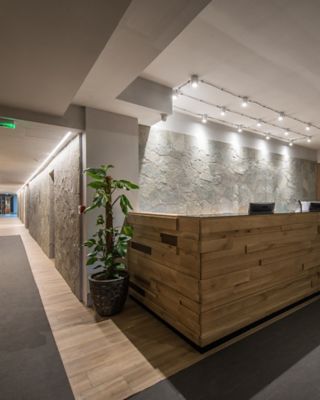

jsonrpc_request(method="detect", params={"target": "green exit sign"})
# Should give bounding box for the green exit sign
[0,118,15,129]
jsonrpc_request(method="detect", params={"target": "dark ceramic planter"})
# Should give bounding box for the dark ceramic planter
[89,271,129,316]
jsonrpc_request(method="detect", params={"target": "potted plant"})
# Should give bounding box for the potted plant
[84,164,139,316]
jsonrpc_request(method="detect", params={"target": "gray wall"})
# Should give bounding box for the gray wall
[26,136,82,298]
[28,172,54,255]
[53,136,82,298]
[83,108,139,302]
[138,126,317,214]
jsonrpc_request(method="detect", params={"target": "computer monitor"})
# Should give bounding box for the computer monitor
[309,202,320,212]
[248,202,275,215]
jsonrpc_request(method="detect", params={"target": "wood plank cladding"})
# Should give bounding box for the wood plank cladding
[127,212,320,348]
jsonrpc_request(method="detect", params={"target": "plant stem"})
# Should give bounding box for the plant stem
[106,175,114,277]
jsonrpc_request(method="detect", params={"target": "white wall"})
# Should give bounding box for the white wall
[83,108,139,301]
[156,112,317,162]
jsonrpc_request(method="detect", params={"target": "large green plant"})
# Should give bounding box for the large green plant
[84,165,139,280]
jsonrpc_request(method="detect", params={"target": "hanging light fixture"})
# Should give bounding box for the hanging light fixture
[179,77,319,139]
[307,137,312,143]
[201,113,208,123]
[237,125,243,132]
[265,134,271,140]
[284,129,289,136]
[256,119,262,127]
[220,107,226,116]
[289,140,293,147]
[241,97,248,107]
[172,89,179,100]
[190,74,199,88]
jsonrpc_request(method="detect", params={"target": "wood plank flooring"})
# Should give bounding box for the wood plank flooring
[1,217,319,400]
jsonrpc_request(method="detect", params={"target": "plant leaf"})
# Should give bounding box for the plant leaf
[88,181,105,189]
[86,257,97,266]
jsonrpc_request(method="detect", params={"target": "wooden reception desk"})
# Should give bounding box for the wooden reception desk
[127,212,320,349]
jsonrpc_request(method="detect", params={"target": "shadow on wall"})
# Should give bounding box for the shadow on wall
[138,125,150,174]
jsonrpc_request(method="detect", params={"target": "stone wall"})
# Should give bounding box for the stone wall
[28,171,54,257]
[53,136,81,298]
[27,136,82,298]
[139,128,316,214]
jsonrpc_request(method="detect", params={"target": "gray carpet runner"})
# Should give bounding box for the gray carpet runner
[0,235,74,400]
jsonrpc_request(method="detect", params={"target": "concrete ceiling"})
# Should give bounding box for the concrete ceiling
[0,0,131,115]
[0,121,70,193]
[142,0,320,150]
[0,0,211,193]
[73,0,211,123]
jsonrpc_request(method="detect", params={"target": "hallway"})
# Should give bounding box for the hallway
[0,234,74,399]
[2,218,320,399]
[0,217,207,399]
[2,2,320,398]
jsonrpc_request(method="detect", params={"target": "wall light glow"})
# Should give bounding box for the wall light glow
[281,145,290,161]
[193,123,209,151]
[257,138,271,162]
[18,131,73,192]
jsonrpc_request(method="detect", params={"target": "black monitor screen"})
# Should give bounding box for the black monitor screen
[309,202,320,212]
[248,202,275,215]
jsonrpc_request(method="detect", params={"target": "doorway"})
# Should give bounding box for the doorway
[0,194,17,216]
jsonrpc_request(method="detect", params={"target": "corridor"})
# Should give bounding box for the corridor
[2,1,320,399]
[0,217,206,399]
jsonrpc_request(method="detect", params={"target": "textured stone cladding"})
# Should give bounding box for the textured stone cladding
[28,136,82,299]
[28,171,54,256]
[139,129,316,214]
[53,137,81,298]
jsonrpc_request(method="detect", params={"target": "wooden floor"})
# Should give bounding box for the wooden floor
[0,217,207,399]
[1,217,319,400]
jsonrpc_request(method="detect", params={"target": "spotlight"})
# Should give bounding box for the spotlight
[289,141,293,147]
[201,113,208,123]
[284,130,289,136]
[305,123,311,131]
[256,120,262,127]
[241,97,248,107]
[160,113,167,122]
[237,125,243,133]
[172,89,179,100]
[220,107,226,116]
[307,137,312,143]
[190,74,199,88]
[278,112,284,121]
[265,134,270,140]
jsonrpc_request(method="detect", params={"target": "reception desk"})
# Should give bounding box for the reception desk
[127,212,320,349]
